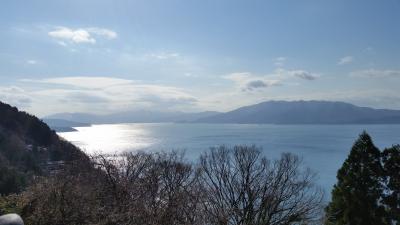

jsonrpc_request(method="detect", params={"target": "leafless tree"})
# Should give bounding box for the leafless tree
[199,145,323,225]
[93,151,205,225]
[19,161,102,225]
[17,146,323,225]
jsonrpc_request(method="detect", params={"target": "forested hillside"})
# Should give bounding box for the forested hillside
[0,101,87,195]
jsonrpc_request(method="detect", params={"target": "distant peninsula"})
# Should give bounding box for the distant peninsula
[42,118,91,132]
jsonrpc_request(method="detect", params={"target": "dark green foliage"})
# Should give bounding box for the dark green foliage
[0,164,27,195]
[325,131,388,225]
[382,145,400,223]
[0,194,22,215]
[26,120,54,146]
[0,102,54,146]
[0,101,88,196]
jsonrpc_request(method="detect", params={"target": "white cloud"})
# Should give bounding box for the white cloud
[27,60,37,65]
[24,76,134,89]
[0,86,32,108]
[223,68,317,92]
[86,27,117,39]
[338,56,354,65]
[350,69,400,78]
[274,57,287,67]
[49,27,95,44]
[365,47,374,53]
[48,26,117,44]
[145,52,180,60]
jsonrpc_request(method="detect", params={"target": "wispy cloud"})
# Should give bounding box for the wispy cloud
[26,60,38,65]
[273,57,287,67]
[86,27,117,39]
[0,86,32,108]
[145,52,180,60]
[364,47,374,53]
[338,56,354,65]
[350,69,400,78]
[23,76,134,89]
[48,26,117,44]
[224,68,318,92]
[19,76,197,115]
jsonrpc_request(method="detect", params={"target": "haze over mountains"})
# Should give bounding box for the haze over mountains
[45,111,220,124]
[42,119,91,132]
[44,101,400,128]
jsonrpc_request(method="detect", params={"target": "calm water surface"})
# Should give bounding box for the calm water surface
[59,123,400,196]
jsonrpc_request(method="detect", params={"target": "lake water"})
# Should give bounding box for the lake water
[58,123,400,197]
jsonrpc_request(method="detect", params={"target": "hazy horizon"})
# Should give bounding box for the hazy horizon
[44,100,400,118]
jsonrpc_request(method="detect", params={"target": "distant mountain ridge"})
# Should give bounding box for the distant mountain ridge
[42,119,91,132]
[45,110,221,124]
[45,101,400,125]
[195,101,400,124]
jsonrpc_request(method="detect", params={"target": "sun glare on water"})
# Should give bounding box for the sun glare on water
[58,124,155,155]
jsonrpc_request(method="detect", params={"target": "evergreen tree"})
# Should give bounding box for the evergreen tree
[382,145,400,224]
[325,131,387,225]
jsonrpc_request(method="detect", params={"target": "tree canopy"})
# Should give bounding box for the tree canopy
[325,132,399,225]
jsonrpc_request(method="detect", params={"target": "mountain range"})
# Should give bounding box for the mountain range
[195,101,400,124]
[44,100,400,127]
[42,119,91,132]
[44,110,220,124]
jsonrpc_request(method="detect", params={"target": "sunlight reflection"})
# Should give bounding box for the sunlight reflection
[58,124,155,155]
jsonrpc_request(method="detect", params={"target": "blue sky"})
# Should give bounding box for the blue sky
[1,0,399,116]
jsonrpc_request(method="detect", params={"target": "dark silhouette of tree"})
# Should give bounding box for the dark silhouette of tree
[325,131,388,225]
[19,151,204,225]
[16,148,324,225]
[382,145,400,223]
[199,145,323,225]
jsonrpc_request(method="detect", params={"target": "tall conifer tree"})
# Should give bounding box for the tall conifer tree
[382,145,400,224]
[325,131,387,225]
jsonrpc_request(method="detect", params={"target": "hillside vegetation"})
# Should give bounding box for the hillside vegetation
[0,101,87,195]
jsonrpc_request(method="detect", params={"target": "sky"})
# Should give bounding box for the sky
[0,0,400,117]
